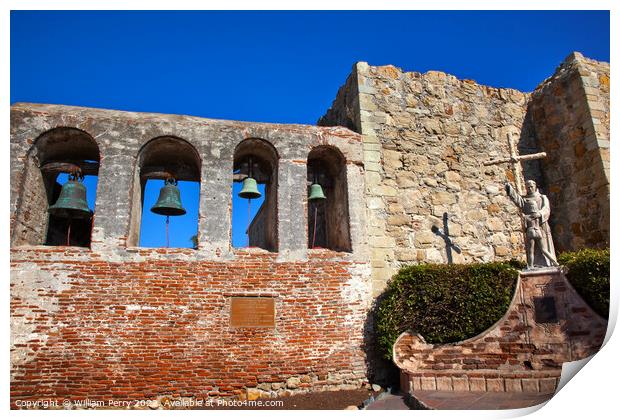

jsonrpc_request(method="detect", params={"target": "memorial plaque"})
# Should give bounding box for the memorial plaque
[534,296,558,324]
[230,297,275,328]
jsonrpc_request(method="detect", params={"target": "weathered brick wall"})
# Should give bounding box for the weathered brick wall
[10,104,371,404]
[529,52,610,251]
[321,63,540,294]
[11,249,371,402]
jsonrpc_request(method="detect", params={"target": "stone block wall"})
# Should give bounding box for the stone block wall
[10,103,371,404]
[320,53,610,294]
[529,52,610,251]
[321,63,540,294]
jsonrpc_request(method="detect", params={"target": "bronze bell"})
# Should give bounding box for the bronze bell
[48,175,92,219]
[308,183,326,201]
[238,176,262,199]
[151,178,186,216]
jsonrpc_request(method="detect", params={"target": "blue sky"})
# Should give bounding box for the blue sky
[11,10,610,248]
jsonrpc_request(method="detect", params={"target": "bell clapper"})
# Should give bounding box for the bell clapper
[248,157,251,248]
[247,198,251,248]
[312,203,318,249]
[323,202,328,249]
[166,215,170,248]
[66,217,72,246]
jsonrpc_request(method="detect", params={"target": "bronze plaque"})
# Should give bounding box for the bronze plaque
[230,297,275,328]
[534,296,559,324]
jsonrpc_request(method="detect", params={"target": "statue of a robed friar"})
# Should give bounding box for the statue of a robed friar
[505,180,558,270]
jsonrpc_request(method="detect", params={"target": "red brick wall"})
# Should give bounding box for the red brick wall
[11,248,370,405]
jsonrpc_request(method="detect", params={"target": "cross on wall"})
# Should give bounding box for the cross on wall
[483,133,547,195]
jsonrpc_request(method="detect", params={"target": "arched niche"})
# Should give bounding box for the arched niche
[128,136,201,248]
[232,138,279,251]
[307,145,351,252]
[12,127,100,247]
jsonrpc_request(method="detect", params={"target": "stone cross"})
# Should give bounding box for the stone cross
[431,212,462,264]
[483,133,547,195]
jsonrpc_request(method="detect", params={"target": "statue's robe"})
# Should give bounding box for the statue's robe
[508,189,556,267]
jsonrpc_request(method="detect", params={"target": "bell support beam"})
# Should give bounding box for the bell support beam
[140,166,198,182]
[40,160,99,176]
[232,172,269,184]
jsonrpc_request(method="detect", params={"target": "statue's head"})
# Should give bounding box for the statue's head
[525,180,538,195]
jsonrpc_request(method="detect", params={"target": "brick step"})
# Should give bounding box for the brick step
[409,390,554,410]
[401,369,561,394]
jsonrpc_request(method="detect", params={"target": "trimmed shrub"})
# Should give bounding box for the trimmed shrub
[558,248,609,319]
[375,261,522,360]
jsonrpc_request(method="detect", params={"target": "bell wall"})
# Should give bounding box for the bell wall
[10,103,372,404]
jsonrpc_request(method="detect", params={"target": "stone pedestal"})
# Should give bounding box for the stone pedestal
[393,268,607,395]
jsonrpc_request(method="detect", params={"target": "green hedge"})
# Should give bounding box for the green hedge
[558,248,610,319]
[375,261,522,360]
